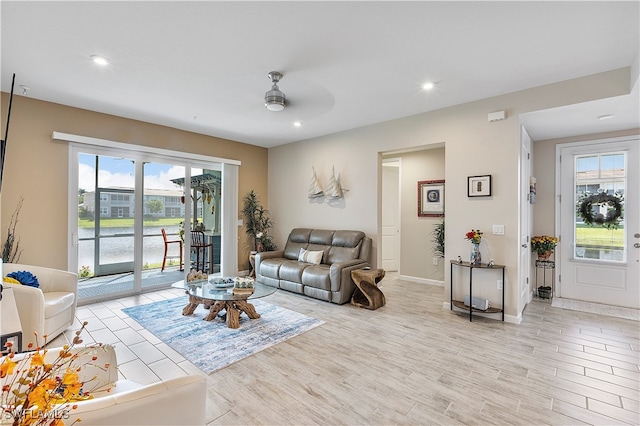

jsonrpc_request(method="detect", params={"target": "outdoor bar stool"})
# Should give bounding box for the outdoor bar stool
[161,228,183,272]
[190,230,212,273]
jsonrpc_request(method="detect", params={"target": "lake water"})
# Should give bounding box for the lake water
[78,225,181,271]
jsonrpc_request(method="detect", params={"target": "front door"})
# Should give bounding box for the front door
[558,137,639,309]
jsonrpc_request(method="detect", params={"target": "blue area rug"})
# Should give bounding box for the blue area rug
[122,297,324,374]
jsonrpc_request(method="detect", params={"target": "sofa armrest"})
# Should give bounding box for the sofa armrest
[329,259,370,292]
[254,250,284,275]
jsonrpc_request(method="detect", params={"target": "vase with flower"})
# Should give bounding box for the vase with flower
[531,235,558,260]
[464,229,483,264]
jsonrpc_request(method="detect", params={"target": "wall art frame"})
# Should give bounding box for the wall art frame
[418,179,445,217]
[467,175,492,197]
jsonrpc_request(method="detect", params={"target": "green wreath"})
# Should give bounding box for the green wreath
[577,192,624,230]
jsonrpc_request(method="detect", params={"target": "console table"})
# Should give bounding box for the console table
[450,261,505,322]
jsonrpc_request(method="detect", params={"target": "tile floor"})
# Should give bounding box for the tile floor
[47,273,639,425]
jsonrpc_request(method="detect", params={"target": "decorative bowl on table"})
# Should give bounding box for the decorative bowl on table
[209,277,235,288]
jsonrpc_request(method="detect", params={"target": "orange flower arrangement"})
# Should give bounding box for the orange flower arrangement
[1,322,110,426]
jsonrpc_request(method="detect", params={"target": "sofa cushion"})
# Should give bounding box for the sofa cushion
[279,261,308,283]
[301,265,331,290]
[327,244,361,264]
[332,230,365,248]
[309,229,334,245]
[298,248,323,265]
[44,291,76,318]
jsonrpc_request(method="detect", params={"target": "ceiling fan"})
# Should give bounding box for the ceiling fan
[264,71,286,111]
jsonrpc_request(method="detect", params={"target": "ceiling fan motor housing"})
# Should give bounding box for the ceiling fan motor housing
[265,71,286,111]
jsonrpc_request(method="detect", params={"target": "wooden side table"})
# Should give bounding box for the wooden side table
[249,252,257,278]
[351,268,386,310]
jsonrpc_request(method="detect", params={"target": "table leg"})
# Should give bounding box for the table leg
[182,294,201,316]
[226,304,240,328]
[204,300,225,321]
[235,300,260,319]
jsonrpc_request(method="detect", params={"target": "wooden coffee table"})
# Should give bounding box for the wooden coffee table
[172,279,276,328]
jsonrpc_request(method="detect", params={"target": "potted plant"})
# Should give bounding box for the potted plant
[431,220,445,260]
[531,235,558,260]
[241,191,276,252]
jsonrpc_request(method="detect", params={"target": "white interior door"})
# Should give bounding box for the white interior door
[382,159,400,271]
[558,137,639,309]
[520,127,532,309]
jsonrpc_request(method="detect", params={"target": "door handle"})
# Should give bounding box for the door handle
[635,233,640,238]
[635,243,640,248]
[522,244,528,248]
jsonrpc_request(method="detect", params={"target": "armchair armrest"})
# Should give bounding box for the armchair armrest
[65,375,207,425]
[9,284,46,343]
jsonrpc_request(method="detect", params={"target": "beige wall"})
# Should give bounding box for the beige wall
[268,68,632,321]
[0,95,268,271]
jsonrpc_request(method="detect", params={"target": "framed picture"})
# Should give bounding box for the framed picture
[418,180,444,217]
[468,175,492,197]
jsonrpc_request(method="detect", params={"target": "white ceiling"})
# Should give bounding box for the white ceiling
[2,1,638,148]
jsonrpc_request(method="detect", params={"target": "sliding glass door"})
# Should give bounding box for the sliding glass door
[73,146,226,303]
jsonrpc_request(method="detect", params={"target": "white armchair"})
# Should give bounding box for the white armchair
[3,263,77,347]
[1,344,207,425]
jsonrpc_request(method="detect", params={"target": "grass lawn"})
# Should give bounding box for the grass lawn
[78,217,183,228]
[576,225,623,248]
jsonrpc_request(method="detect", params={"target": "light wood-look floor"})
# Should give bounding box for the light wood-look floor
[49,273,639,425]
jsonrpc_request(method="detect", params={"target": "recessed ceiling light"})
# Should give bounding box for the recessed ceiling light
[597,114,614,120]
[293,121,302,127]
[422,82,435,90]
[90,55,111,66]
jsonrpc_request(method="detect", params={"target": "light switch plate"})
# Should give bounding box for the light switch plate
[492,225,505,235]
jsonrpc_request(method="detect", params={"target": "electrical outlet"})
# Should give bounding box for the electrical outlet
[433,257,438,265]
[497,279,503,290]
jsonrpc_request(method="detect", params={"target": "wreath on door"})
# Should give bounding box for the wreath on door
[576,191,624,230]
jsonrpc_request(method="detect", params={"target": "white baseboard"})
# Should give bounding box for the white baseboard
[398,275,444,287]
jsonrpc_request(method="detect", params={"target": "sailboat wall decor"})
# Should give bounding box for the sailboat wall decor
[308,167,324,198]
[327,166,348,199]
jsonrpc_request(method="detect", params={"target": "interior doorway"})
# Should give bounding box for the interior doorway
[381,158,400,272]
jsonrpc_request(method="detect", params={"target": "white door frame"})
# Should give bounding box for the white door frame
[519,126,532,314]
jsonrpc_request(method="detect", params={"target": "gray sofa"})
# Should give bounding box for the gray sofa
[255,228,372,304]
